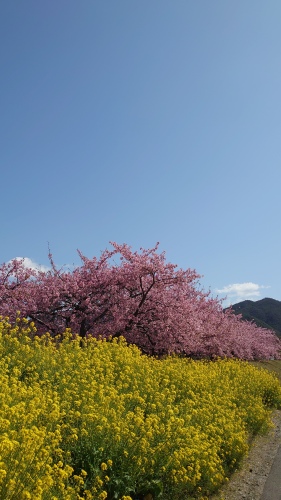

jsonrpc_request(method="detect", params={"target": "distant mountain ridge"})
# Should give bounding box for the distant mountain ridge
[226,298,281,338]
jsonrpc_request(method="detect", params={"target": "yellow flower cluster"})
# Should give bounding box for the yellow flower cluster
[0,316,280,499]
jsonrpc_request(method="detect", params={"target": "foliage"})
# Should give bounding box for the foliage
[0,317,281,499]
[0,244,280,359]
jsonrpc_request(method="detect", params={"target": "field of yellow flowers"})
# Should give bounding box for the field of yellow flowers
[1,317,281,500]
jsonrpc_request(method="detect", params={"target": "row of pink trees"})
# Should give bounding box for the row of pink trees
[0,242,280,359]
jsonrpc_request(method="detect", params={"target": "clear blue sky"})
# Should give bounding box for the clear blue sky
[1,1,281,305]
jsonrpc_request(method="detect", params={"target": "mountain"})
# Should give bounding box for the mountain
[225,298,281,338]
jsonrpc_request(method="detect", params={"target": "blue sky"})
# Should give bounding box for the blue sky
[1,1,281,306]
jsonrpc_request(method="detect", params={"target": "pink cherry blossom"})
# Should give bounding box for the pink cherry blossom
[0,243,280,360]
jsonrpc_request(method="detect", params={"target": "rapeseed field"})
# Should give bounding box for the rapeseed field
[0,317,281,500]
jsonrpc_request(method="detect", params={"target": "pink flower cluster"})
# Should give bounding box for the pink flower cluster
[0,243,280,360]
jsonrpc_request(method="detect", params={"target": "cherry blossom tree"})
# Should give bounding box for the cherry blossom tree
[0,243,280,360]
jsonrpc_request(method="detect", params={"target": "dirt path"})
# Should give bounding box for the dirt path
[260,443,281,500]
[211,410,281,500]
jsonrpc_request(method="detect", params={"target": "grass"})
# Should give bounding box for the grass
[251,360,281,380]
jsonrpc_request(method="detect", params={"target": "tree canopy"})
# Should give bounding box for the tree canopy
[0,243,280,360]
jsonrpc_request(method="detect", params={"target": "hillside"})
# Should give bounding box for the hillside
[226,298,281,338]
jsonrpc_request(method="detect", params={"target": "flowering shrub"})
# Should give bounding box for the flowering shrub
[0,317,281,499]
